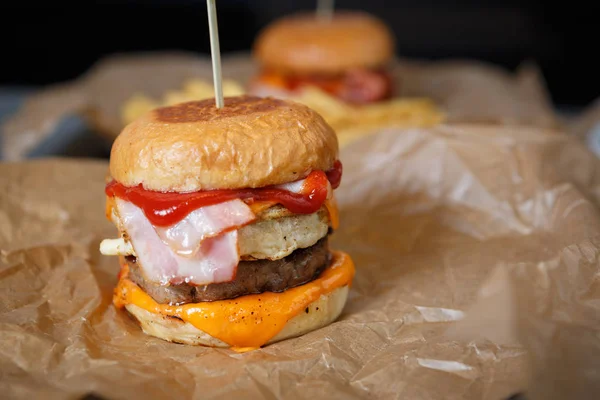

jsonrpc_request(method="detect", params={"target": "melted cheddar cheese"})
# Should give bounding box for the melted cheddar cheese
[114,251,354,350]
[325,196,339,230]
[248,200,278,215]
[105,196,116,221]
[255,70,289,89]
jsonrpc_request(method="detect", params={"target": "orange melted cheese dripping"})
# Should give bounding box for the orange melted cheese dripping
[105,196,116,221]
[248,200,278,215]
[114,251,354,351]
[325,196,339,230]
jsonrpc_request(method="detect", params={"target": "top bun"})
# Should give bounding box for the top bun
[109,96,339,192]
[253,11,395,74]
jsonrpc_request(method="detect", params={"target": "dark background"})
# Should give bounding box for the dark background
[0,0,596,108]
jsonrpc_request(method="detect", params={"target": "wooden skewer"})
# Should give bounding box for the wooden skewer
[316,0,335,21]
[206,0,224,108]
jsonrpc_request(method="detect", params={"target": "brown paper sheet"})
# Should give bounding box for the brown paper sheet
[2,123,600,399]
[393,59,559,128]
[1,51,560,161]
[567,97,600,139]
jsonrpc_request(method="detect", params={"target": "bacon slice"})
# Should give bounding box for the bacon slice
[116,199,240,286]
[339,68,391,104]
[252,68,391,104]
[154,199,255,257]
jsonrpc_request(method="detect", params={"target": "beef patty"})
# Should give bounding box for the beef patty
[127,237,330,305]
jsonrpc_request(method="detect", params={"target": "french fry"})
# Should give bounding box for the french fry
[289,88,445,146]
[121,94,160,126]
[121,79,444,147]
[120,79,246,125]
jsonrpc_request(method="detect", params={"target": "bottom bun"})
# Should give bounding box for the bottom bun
[125,285,349,348]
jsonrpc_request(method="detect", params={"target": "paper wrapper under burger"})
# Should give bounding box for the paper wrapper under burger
[1,123,599,400]
[1,51,560,161]
[394,59,559,128]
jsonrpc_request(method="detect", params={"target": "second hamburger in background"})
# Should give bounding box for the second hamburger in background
[250,10,396,105]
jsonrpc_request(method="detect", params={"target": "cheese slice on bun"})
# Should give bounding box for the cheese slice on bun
[101,95,355,352]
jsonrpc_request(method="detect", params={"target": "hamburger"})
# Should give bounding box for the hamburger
[100,95,355,352]
[249,10,396,105]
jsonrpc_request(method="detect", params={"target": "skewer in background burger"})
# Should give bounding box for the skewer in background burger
[100,95,355,352]
[249,10,396,105]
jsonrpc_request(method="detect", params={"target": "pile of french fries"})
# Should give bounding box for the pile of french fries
[121,78,445,147]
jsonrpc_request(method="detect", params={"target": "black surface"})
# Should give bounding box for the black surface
[0,1,597,107]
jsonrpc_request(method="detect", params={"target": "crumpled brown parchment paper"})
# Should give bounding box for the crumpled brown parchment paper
[567,97,600,139]
[1,51,561,161]
[1,122,599,400]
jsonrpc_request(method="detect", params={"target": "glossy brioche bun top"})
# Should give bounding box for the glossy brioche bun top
[253,11,395,74]
[109,96,339,192]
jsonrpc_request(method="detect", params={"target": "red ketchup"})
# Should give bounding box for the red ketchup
[106,161,343,227]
